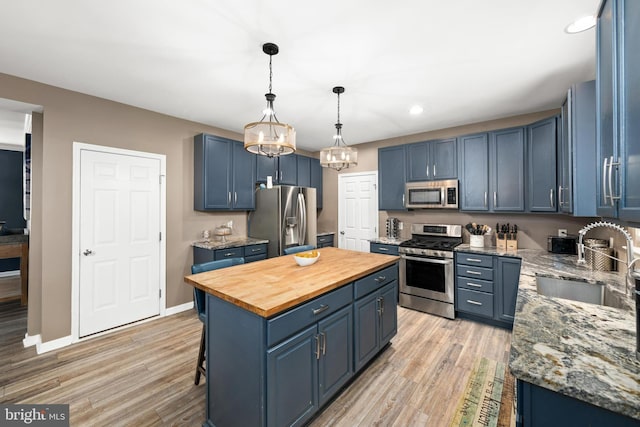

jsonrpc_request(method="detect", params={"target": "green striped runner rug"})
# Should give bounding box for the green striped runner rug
[449,357,515,427]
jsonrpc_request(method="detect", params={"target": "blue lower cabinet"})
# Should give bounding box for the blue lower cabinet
[517,380,640,427]
[354,280,398,372]
[267,325,319,427]
[318,306,354,406]
[317,234,334,248]
[369,242,400,256]
[193,243,267,265]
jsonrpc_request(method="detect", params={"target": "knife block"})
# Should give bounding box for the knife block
[497,236,517,251]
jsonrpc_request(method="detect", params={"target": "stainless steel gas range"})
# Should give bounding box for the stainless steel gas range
[399,223,462,319]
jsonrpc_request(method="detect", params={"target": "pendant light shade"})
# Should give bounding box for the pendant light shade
[244,43,296,157]
[320,86,357,171]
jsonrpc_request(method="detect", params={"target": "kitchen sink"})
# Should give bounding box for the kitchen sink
[535,276,626,309]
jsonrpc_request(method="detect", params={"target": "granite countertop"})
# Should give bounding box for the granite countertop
[455,245,639,419]
[369,237,406,245]
[192,237,268,250]
[317,231,335,237]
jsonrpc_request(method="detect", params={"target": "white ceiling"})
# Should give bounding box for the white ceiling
[0,0,599,152]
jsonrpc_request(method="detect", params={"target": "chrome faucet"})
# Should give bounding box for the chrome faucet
[577,221,637,294]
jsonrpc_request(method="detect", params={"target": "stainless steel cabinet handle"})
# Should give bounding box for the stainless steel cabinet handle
[466,282,482,288]
[558,185,563,207]
[228,192,231,205]
[83,249,94,256]
[467,300,483,306]
[433,164,436,177]
[377,247,389,252]
[426,164,429,177]
[466,270,482,276]
[493,191,497,208]
[484,192,487,208]
[223,252,234,257]
[609,156,620,206]
[251,248,261,252]
[549,188,554,208]
[380,297,385,314]
[374,275,386,283]
[234,192,237,204]
[320,332,326,355]
[315,335,320,360]
[466,258,483,263]
[402,193,405,207]
[602,157,609,205]
[312,304,329,315]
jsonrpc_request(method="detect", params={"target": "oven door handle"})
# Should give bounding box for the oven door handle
[401,255,452,265]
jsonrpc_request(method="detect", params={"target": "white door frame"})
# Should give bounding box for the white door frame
[71,142,167,343]
[338,171,379,249]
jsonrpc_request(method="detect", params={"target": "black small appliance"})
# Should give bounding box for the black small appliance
[547,235,578,254]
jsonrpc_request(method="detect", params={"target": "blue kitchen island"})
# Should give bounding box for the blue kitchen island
[184,247,400,427]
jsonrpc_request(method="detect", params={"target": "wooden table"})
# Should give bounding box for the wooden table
[0,235,29,305]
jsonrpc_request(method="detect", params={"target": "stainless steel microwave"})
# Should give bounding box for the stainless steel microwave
[404,179,458,209]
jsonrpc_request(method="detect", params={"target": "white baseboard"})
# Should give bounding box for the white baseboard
[165,301,194,316]
[23,333,41,348]
[37,335,73,354]
[0,270,20,279]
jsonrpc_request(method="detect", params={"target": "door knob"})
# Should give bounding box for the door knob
[83,249,94,256]
[340,231,345,235]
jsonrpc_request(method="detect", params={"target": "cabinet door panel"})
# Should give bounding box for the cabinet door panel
[432,138,457,179]
[232,142,256,209]
[354,292,380,371]
[619,0,640,222]
[267,325,318,427]
[297,155,311,187]
[491,128,525,211]
[527,117,557,212]
[407,142,429,181]
[378,146,407,210]
[256,155,277,183]
[278,154,298,185]
[195,135,232,210]
[596,0,618,218]
[318,306,353,407]
[379,282,398,346]
[496,257,521,325]
[459,134,490,211]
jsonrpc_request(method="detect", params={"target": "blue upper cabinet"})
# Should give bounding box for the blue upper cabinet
[491,127,525,211]
[297,155,311,187]
[559,81,597,216]
[459,129,524,212]
[310,157,323,209]
[596,0,640,223]
[278,154,298,185]
[406,138,457,182]
[526,117,557,212]
[256,154,297,185]
[458,133,490,211]
[378,145,407,210]
[194,134,256,211]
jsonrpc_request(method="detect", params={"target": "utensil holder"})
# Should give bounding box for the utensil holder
[470,235,484,248]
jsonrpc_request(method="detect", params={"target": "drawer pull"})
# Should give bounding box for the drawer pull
[374,275,387,283]
[466,270,482,276]
[251,248,261,252]
[378,247,389,251]
[466,282,482,288]
[312,304,330,315]
[466,258,483,263]
[224,252,235,257]
[467,300,483,306]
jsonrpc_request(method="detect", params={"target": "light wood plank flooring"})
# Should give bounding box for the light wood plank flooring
[0,300,511,426]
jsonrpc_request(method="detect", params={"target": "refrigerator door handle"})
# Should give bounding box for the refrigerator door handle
[298,192,307,245]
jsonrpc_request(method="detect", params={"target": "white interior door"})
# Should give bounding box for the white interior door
[79,149,161,337]
[338,172,378,251]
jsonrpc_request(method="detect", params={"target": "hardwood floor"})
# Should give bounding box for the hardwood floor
[0,301,511,426]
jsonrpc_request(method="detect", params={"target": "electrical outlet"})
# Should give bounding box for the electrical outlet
[398,222,403,230]
[558,229,567,237]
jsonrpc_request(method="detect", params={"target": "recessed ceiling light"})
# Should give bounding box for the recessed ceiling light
[565,15,596,34]
[409,105,424,115]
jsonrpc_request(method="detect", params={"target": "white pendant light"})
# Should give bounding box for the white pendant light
[320,86,358,171]
[244,43,296,157]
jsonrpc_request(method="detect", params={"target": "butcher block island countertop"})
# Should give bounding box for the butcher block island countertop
[184,246,400,318]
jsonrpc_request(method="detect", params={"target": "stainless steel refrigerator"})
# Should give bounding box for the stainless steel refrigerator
[249,185,317,258]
